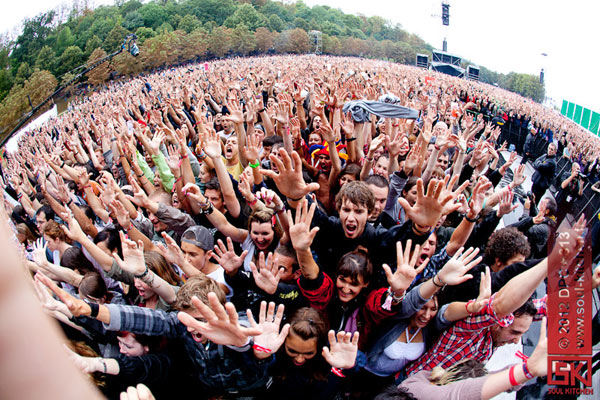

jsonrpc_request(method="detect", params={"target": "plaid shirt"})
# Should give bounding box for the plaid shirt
[104,304,272,393]
[422,247,451,280]
[406,294,547,375]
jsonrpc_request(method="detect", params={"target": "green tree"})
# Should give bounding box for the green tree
[86,48,111,85]
[15,62,32,86]
[103,25,130,53]
[135,27,155,44]
[186,0,236,26]
[293,18,309,32]
[11,11,56,68]
[157,22,174,33]
[35,46,57,73]
[84,35,103,57]
[268,14,284,32]
[138,2,168,30]
[0,69,13,102]
[120,0,143,16]
[230,24,256,56]
[55,27,76,56]
[178,14,202,34]
[58,45,84,76]
[123,11,145,31]
[224,4,267,31]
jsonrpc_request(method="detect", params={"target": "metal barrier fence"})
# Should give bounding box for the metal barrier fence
[499,120,600,229]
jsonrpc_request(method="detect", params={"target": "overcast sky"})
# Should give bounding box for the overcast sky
[3,0,599,111]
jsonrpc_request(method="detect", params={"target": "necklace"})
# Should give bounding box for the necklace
[405,327,421,343]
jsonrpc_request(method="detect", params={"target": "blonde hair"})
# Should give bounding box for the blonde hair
[428,359,487,385]
[172,275,226,311]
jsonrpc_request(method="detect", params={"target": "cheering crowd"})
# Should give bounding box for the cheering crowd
[1,55,600,399]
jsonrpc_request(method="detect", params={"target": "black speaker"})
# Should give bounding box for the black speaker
[442,3,450,26]
[416,54,429,68]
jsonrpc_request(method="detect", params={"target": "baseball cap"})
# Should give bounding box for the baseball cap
[181,226,214,251]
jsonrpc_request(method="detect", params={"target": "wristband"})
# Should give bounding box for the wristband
[249,160,260,169]
[127,222,134,231]
[258,108,266,113]
[346,137,357,142]
[432,274,446,289]
[247,197,258,207]
[60,161,66,168]
[66,199,73,207]
[252,344,272,354]
[465,299,475,314]
[98,358,107,374]
[464,213,478,223]
[522,362,534,380]
[134,265,150,279]
[180,154,188,160]
[87,301,99,318]
[365,157,374,163]
[137,173,145,178]
[331,367,346,378]
[508,365,519,386]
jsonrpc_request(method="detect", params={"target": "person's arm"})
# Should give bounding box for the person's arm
[59,211,115,272]
[182,183,248,243]
[204,128,241,218]
[360,134,385,181]
[446,177,492,256]
[481,319,548,400]
[288,200,321,280]
[494,218,584,318]
[318,123,342,188]
[0,232,104,398]
[443,266,491,322]
[113,232,177,305]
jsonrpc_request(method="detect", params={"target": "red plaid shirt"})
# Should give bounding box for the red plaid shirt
[406,294,547,376]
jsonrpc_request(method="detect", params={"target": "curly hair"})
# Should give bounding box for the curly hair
[485,227,530,266]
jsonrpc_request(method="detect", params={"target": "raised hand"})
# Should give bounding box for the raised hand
[148,131,165,155]
[468,176,492,216]
[256,187,284,212]
[177,292,262,347]
[322,330,359,370]
[32,238,48,266]
[113,231,147,276]
[260,149,320,200]
[525,317,548,377]
[382,240,428,293]
[467,266,492,314]
[248,301,289,359]
[511,164,526,187]
[244,133,262,162]
[203,128,222,159]
[212,237,248,275]
[437,247,482,286]
[288,199,320,251]
[109,199,131,229]
[35,272,91,317]
[224,101,244,125]
[399,176,465,229]
[33,276,71,316]
[250,252,284,295]
[59,210,86,242]
[496,188,518,217]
